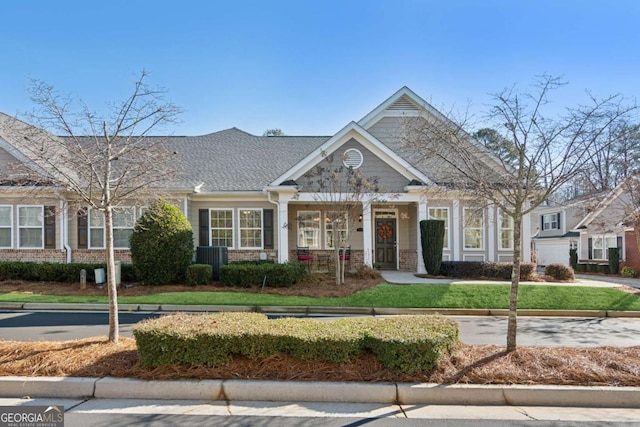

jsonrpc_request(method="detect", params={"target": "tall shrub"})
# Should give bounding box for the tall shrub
[608,247,620,275]
[569,248,578,270]
[130,199,194,285]
[420,219,445,275]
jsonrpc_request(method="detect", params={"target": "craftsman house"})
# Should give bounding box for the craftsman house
[0,87,531,273]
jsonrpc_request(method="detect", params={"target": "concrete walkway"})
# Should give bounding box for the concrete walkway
[381,270,640,289]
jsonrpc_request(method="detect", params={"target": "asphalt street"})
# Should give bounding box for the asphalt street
[2,310,640,347]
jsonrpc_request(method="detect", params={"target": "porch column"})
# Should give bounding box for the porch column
[278,196,291,263]
[522,208,532,263]
[417,201,428,273]
[362,200,373,267]
[487,204,496,261]
[452,199,461,261]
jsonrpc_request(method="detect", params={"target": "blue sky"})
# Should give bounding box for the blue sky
[1,0,638,136]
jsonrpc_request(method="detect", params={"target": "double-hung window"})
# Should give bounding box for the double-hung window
[428,207,449,249]
[499,210,514,250]
[89,209,105,248]
[239,209,262,249]
[463,207,484,250]
[592,236,617,260]
[325,212,348,248]
[297,211,320,249]
[18,206,44,248]
[0,206,11,248]
[89,207,136,249]
[542,213,560,230]
[210,209,234,248]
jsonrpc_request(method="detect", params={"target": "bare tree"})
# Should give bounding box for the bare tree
[0,70,181,342]
[403,74,637,352]
[301,151,381,285]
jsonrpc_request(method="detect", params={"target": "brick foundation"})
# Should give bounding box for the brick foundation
[71,250,132,264]
[227,250,277,263]
[0,249,66,263]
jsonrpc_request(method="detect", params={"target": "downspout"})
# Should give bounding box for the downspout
[55,191,72,264]
[266,189,280,260]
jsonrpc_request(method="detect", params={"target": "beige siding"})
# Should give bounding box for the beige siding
[0,147,19,171]
[299,138,410,193]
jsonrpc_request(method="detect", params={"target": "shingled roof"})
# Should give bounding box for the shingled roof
[164,128,329,191]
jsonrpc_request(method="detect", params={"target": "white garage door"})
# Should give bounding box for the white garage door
[536,241,570,266]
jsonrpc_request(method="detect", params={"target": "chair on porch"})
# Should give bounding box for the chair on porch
[297,246,313,271]
[339,246,351,272]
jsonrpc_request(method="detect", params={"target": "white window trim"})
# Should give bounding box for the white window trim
[0,205,13,249]
[463,207,484,251]
[238,208,263,250]
[498,210,514,251]
[88,207,136,250]
[297,210,321,249]
[592,234,618,260]
[325,211,348,249]
[428,207,450,250]
[17,205,44,249]
[542,213,560,231]
[210,208,235,249]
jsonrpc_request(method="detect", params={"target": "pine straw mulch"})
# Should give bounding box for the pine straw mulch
[0,274,382,299]
[1,338,640,386]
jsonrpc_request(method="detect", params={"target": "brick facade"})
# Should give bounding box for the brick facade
[0,249,66,263]
[71,250,132,264]
[399,249,417,271]
[624,230,640,270]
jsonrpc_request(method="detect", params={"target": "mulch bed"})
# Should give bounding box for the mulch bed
[1,338,639,386]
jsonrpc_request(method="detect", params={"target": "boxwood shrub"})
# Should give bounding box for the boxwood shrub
[438,261,535,280]
[185,264,212,286]
[219,262,306,288]
[133,313,459,374]
[0,261,137,283]
[544,263,575,281]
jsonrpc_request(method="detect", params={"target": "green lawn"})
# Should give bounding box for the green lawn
[2,283,640,311]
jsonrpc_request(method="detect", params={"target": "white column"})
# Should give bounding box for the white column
[487,204,495,261]
[522,209,532,263]
[362,200,373,267]
[278,197,290,263]
[452,199,461,261]
[417,201,428,273]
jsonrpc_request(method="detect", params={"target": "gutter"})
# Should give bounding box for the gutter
[55,191,72,264]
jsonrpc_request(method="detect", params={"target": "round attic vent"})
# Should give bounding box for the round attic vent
[343,148,363,169]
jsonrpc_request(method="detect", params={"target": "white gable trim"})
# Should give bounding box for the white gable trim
[268,121,432,187]
[574,180,632,229]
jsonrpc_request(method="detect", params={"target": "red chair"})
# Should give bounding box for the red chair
[297,246,313,271]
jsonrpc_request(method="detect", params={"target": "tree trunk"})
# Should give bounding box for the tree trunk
[104,205,119,343]
[506,215,522,352]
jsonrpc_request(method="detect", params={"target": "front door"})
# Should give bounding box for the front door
[375,218,396,269]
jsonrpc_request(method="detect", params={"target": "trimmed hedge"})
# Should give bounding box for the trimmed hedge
[219,262,306,288]
[133,313,459,374]
[622,266,637,278]
[185,264,212,286]
[544,263,575,281]
[0,261,136,283]
[438,261,536,280]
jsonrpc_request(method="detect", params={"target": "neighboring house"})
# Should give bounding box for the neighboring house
[0,87,531,273]
[530,200,589,267]
[573,179,640,270]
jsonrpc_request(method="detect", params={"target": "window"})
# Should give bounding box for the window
[428,207,449,249]
[463,207,484,249]
[89,209,105,248]
[18,206,43,248]
[113,207,135,248]
[325,211,348,248]
[542,213,560,230]
[0,205,12,248]
[297,210,320,249]
[210,209,234,248]
[89,207,136,249]
[239,209,262,249]
[499,210,514,250]
[592,235,617,260]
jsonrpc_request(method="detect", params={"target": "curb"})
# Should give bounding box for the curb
[1,302,639,318]
[1,377,639,408]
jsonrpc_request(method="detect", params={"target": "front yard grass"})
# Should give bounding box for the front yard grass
[1,283,640,311]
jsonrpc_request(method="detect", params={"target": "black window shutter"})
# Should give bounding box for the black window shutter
[557,213,561,229]
[44,206,56,249]
[588,238,593,260]
[617,236,623,249]
[540,216,544,230]
[263,209,274,249]
[77,208,88,249]
[199,209,210,246]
